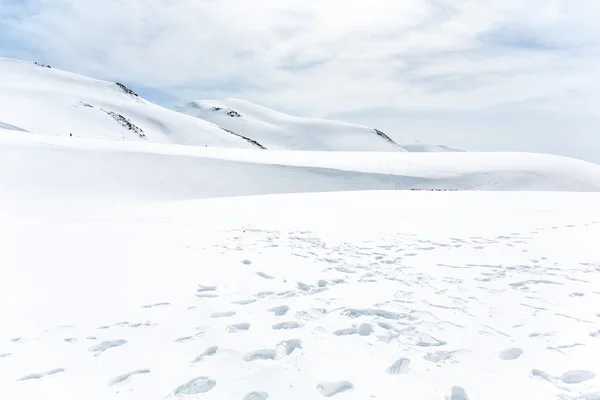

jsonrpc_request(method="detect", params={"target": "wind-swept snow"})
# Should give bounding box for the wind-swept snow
[175,98,406,151]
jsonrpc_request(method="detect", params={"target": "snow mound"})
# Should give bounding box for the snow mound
[0,58,259,148]
[175,98,406,151]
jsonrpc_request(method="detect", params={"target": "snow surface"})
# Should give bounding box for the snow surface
[175,99,406,151]
[1,187,600,399]
[0,58,258,148]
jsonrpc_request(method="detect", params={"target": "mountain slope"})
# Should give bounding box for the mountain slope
[0,58,259,148]
[175,98,407,151]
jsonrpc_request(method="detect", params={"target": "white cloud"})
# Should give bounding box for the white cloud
[2,0,600,123]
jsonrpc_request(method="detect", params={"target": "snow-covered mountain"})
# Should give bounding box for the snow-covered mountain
[0,58,407,151]
[0,58,261,148]
[174,99,406,151]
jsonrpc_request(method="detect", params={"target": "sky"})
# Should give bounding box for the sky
[1,0,599,163]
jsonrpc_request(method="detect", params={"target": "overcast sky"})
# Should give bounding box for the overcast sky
[1,0,599,163]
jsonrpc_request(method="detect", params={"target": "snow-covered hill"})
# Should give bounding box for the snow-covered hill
[0,58,260,148]
[3,128,600,215]
[174,99,406,151]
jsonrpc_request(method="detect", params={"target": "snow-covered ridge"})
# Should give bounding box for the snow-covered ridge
[174,99,407,151]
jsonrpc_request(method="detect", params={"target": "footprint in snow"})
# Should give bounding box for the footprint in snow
[228,323,250,333]
[142,302,170,308]
[191,346,218,364]
[0,353,11,358]
[343,308,402,320]
[532,369,554,383]
[387,358,411,374]
[268,305,290,316]
[257,272,274,280]
[18,368,65,381]
[233,299,257,305]
[498,348,523,360]
[109,369,150,386]
[173,376,216,396]
[197,285,217,293]
[242,259,252,265]
[560,370,596,384]
[175,333,203,343]
[196,293,219,298]
[416,334,447,347]
[272,321,302,330]
[317,381,354,397]
[423,350,470,363]
[211,311,236,318]
[244,339,303,362]
[333,323,373,337]
[277,339,302,355]
[88,340,127,355]
[244,349,276,362]
[297,282,313,291]
[447,386,469,400]
[243,392,269,400]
